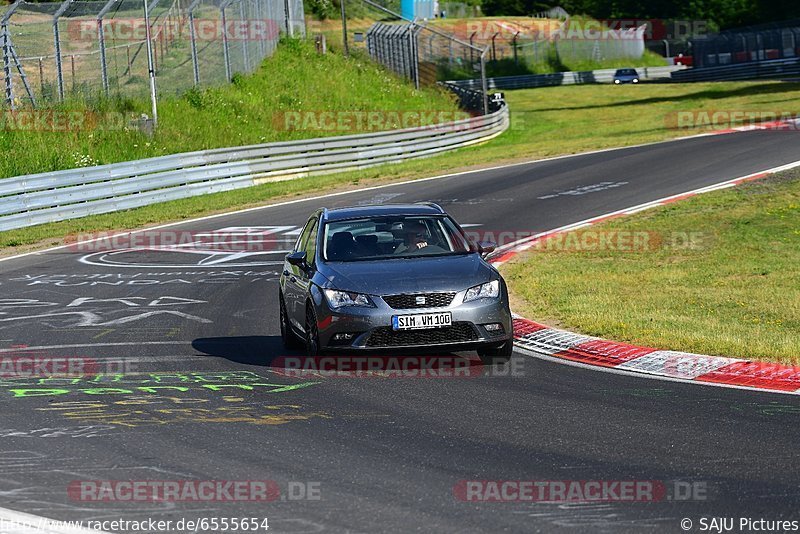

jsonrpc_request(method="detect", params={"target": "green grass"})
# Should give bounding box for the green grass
[0,38,461,179]
[502,171,800,364]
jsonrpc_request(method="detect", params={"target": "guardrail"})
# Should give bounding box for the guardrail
[670,57,800,82]
[0,106,509,232]
[448,65,685,91]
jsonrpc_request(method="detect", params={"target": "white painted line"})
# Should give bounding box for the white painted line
[0,129,790,266]
[491,158,800,262]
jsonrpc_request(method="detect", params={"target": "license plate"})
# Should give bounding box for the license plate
[392,312,452,331]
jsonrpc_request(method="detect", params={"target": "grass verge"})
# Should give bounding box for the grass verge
[502,170,800,364]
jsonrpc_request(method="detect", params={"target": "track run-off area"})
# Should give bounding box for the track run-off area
[0,129,799,533]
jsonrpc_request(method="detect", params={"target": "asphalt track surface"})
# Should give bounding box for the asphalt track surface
[1,130,799,533]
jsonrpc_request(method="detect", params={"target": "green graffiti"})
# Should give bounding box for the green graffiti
[730,402,800,416]
[0,371,266,388]
[8,382,319,398]
[10,388,70,398]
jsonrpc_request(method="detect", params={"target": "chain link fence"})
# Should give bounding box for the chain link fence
[1,0,305,109]
[467,16,646,70]
[360,0,490,114]
[692,19,800,68]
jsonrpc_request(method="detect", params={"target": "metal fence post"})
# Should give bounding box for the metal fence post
[239,0,250,71]
[220,0,234,80]
[187,0,201,86]
[283,0,292,37]
[254,0,264,58]
[480,46,488,116]
[2,24,12,108]
[143,0,158,127]
[513,31,519,64]
[409,22,419,89]
[98,0,119,95]
[407,20,415,86]
[53,0,74,101]
[340,0,349,56]
[2,1,22,108]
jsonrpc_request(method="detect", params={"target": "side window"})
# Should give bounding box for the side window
[295,218,315,253]
[303,220,319,266]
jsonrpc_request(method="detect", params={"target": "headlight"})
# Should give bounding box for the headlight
[324,289,375,309]
[463,280,500,303]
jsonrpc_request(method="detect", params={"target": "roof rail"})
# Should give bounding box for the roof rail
[416,202,445,213]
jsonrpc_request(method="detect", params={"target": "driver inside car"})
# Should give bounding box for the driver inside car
[393,221,430,254]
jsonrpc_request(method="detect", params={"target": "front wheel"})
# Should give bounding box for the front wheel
[478,340,513,365]
[280,293,302,349]
[305,303,322,357]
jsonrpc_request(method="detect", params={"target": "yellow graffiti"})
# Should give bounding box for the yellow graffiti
[37,398,328,427]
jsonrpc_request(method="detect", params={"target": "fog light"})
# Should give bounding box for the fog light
[333,333,356,341]
[484,323,505,336]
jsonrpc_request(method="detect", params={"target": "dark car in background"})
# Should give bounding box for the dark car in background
[613,68,640,84]
[278,203,513,364]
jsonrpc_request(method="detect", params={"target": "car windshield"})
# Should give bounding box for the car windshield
[322,215,472,261]
[616,69,637,75]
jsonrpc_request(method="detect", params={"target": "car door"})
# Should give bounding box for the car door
[285,217,316,330]
[292,217,319,328]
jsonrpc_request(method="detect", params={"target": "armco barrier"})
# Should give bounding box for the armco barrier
[0,106,509,232]
[448,65,684,91]
[670,57,800,82]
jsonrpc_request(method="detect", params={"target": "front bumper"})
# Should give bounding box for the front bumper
[316,289,513,351]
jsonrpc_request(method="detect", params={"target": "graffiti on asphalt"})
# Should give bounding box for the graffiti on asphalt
[0,370,319,398]
[38,398,329,427]
[0,296,212,328]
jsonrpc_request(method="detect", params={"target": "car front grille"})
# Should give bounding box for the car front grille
[365,322,478,347]
[382,292,456,310]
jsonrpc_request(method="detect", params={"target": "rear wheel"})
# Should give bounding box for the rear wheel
[478,340,513,365]
[305,303,322,357]
[279,293,302,349]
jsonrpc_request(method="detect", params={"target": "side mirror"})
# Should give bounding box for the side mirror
[286,251,308,267]
[477,241,497,255]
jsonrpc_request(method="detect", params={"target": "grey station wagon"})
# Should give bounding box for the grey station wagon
[278,203,514,364]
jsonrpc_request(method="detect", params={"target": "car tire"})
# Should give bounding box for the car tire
[477,340,513,365]
[279,293,302,349]
[305,303,322,357]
